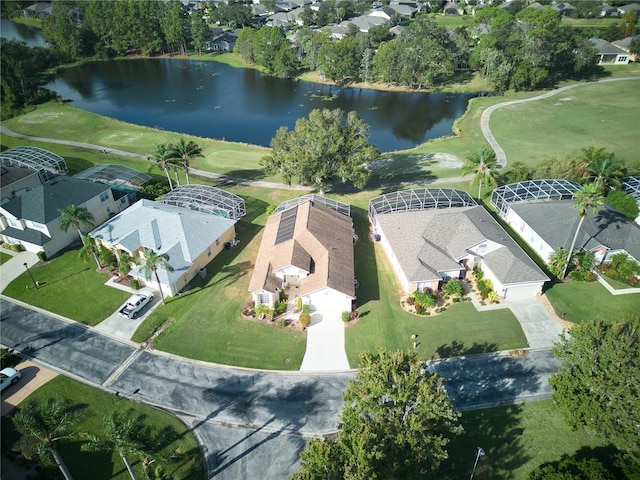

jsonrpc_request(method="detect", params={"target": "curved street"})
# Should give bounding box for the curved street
[1,296,560,479]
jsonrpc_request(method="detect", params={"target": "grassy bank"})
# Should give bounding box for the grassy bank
[2,375,203,480]
[437,399,612,480]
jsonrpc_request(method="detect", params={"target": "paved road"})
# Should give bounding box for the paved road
[480,76,640,167]
[1,296,562,478]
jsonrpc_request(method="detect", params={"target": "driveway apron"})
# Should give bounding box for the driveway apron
[508,299,565,350]
[300,310,350,372]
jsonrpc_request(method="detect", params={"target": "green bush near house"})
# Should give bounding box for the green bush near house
[299,312,311,328]
[341,311,350,322]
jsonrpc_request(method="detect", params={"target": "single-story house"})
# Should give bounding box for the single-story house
[591,37,631,64]
[502,199,640,267]
[618,2,640,16]
[23,2,52,18]
[612,34,640,62]
[443,2,463,15]
[205,30,240,52]
[553,2,576,17]
[90,199,237,298]
[370,189,549,302]
[0,176,129,258]
[249,198,355,313]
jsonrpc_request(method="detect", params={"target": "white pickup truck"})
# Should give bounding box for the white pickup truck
[118,291,154,319]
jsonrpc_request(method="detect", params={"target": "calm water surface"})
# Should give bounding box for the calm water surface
[47,59,475,152]
[1,18,47,47]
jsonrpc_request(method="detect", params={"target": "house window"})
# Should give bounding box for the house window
[258,293,270,304]
[100,192,109,202]
[619,56,627,62]
[207,246,211,257]
[215,239,219,246]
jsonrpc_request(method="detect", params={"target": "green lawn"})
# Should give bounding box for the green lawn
[2,375,203,480]
[543,280,640,325]
[0,251,13,265]
[489,78,640,167]
[437,400,613,480]
[2,248,130,326]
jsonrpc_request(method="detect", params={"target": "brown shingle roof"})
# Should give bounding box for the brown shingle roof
[248,201,355,298]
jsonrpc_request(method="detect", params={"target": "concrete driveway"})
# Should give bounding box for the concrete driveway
[94,288,160,340]
[300,310,350,372]
[1,360,58,416]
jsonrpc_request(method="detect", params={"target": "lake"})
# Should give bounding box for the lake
[46,59,475,152]
[2,17,475,152]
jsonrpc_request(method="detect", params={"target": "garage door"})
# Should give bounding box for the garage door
[504,284,540,301]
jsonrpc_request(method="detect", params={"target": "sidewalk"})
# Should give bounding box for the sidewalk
[0,248,40,293]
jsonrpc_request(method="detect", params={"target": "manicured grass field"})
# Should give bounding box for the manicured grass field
[2,248,130,326]
[0,251,13,265]
[2,375,203,480]
[543,280,640,324]
[437,399,610,480]
[489,78,640,167]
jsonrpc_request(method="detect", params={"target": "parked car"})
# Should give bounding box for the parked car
[118,291,154,319]
[0,367,21,392]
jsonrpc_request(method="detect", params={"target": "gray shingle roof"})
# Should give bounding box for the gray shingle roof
[376,206,548,286]
[1,176,112,224]
[91,199,237,286]
[509,199,640,261]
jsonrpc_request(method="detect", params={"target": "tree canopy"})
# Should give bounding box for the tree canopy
[550,315,640,463]
[292,348,463,479]
[261,108,378,194]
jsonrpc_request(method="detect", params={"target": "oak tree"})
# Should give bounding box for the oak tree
[550,316,640,462]
[261,108,377,194]
[292,349,463,479]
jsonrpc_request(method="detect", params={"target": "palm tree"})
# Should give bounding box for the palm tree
[147,142,176,190]
[82,410,153,480]
[13,398,82,480]
[462,147,498,199]
[79,235,102,270]
[140,249,174,305]
[582,150,625,192]
[167,138,204,185]
[560,183,605,279]
[59,205,95,244]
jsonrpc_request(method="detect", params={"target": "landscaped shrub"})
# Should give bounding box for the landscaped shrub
[275,300,287,315]
[302,304,310,314]
[412,290,436,309]
[607,189,639,220]
[341,311,350,322]
[406,296,415,306]
[242,300,255,317]
[602,252,640,286]
[99,246,118,268]
[2,242,24,252]
[36,251,47,261]
[295,297,302,313]
[276,317,288,327]
[442,279,463,298]
[567,251,596,282]
[472,269,484,281]
[299,312,311,328]
[487,291,499,304]
[129,278,140,290]
[255,304,275,320]
[477,279,494,299]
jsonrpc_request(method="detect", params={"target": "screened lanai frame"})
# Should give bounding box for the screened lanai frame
[491,179,581,217]
[0,146,68,183]
[621,176,640,199]
[369,188,477,220]
[274,193,351,217]
[160,184,246,220]
[73,164,152,190]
